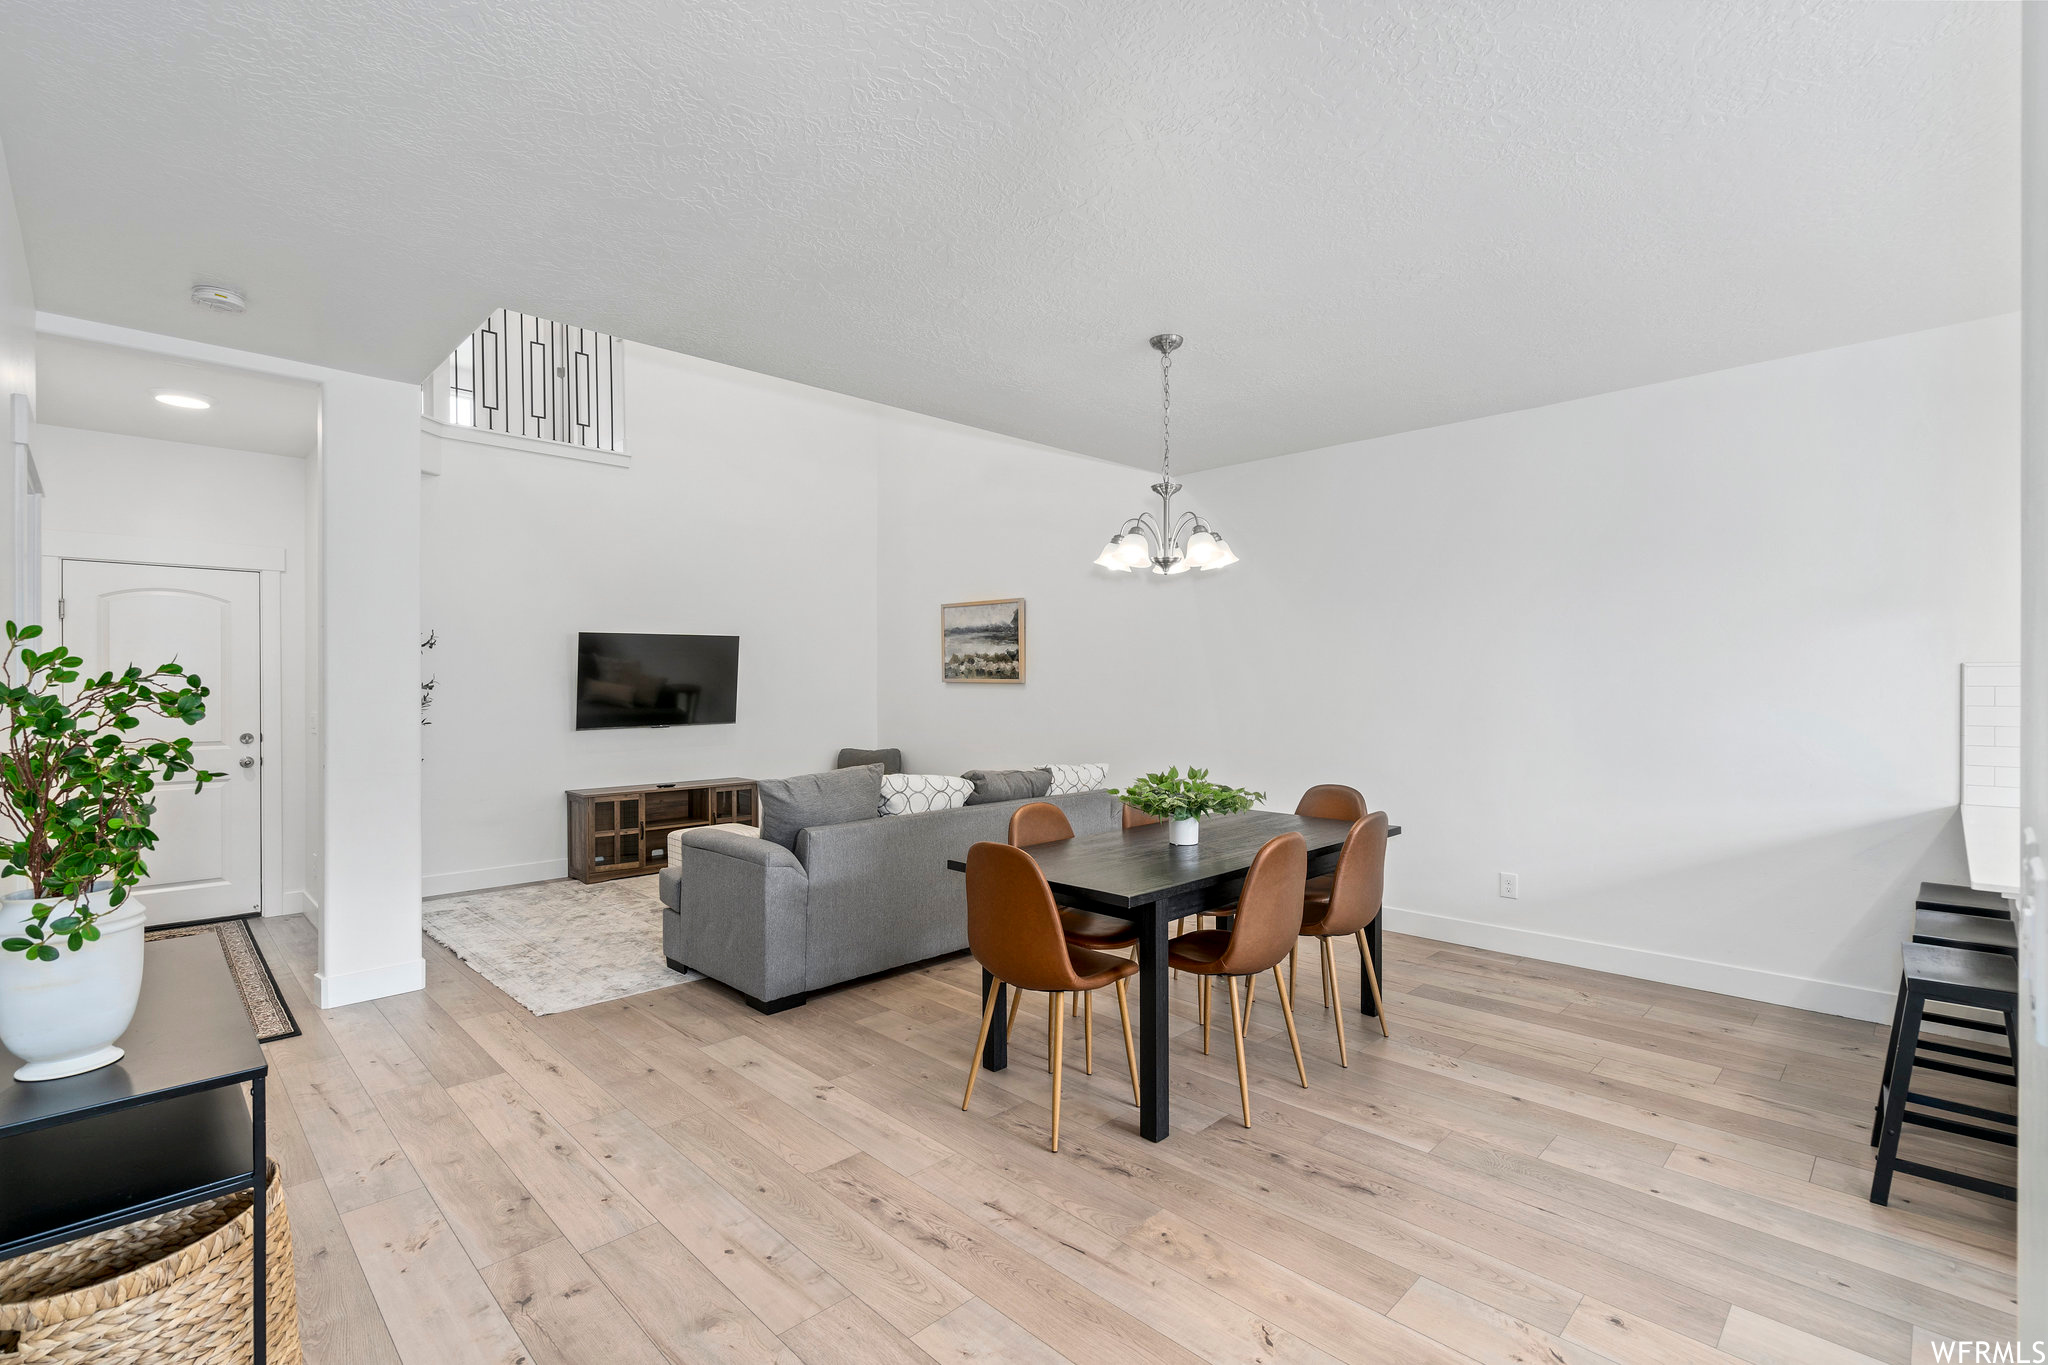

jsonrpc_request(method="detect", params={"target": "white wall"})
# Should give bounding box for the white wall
[419,343,881,894]
[30,424,313,910]
[881,315,2019,1021]
[0,137,31,411]
[0,135,36,626]
[874,419,1210,776]
[2014,3,2044,1339]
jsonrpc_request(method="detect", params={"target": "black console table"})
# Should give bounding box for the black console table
[0,936,270,1360]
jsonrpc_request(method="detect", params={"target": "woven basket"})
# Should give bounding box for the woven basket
[0,1161,300,1363]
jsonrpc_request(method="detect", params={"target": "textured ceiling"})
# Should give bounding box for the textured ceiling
[0,1,2017,470]
[35,335,318,458]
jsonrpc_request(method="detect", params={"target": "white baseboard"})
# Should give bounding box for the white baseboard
[1382,906,1894,1023]
[274,889,320,926]
[316,955,426,1008]
[423,858,567,899]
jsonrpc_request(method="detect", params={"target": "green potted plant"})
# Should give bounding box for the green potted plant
[0,622,221,1080]
[1110,766,1265,846]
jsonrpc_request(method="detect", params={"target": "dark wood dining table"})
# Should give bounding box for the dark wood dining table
[946,808,1400,1141]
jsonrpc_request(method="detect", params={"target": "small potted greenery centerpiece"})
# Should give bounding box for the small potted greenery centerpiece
[0,622,220,1080]
[1110,766,1265,847]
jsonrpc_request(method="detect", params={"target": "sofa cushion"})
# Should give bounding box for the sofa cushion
[836,747,903,775]
[1039,763,1109,795]
[879,773,974,816]
[961,767,1052,805]
[759,763,884,850]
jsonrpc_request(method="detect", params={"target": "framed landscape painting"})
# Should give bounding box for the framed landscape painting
[941,599,1025,683]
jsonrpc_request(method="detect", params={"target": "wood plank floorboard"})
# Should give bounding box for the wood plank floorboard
[252,916,2014,1365]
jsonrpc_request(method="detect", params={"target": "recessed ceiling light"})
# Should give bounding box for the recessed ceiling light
[154,391,211,410]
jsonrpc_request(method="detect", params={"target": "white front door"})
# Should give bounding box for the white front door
[49,561,263,926]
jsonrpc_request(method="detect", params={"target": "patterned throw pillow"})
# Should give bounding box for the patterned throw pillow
[1039,763,1108,796]
[879,773,975,816]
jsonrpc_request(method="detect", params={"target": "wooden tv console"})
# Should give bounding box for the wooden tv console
[566,777,760,883]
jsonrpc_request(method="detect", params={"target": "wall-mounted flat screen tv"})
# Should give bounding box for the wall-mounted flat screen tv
[576,633,739,729]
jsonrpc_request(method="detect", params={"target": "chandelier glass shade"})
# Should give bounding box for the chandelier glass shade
[1094,334,1238,576]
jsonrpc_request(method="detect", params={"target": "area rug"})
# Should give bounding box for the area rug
[145,918,301,1042]
[422,876,699,1016]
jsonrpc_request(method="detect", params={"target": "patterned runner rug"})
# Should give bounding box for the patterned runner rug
[146,917,301,1042]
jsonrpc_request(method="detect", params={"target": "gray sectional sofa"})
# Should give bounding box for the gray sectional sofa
[658,776,1117,1011]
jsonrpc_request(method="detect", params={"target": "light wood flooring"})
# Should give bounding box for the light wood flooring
[246,911,2018,1365]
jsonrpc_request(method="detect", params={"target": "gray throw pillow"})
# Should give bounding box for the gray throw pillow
[835,747,903,775]
[759,764,885,850]
[961,768,1053,805]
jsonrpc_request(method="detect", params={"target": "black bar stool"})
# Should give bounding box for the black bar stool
[1869,944,2018,1205]
[1914,908,2018,956]
[1914,881,2014,920]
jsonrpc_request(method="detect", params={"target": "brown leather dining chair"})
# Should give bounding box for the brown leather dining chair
[1235,782,1368,1023]
[961,842,1141,1150]
[1007,803,1138,1049]
[1121,803,1161,829]
[1301,812,1391,1062]
[1166,831,1310,1127]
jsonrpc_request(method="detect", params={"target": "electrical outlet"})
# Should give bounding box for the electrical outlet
[1498,872,1519,899]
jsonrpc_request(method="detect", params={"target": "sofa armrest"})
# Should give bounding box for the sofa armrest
[670,826,801,872]
[665,828,810,1005]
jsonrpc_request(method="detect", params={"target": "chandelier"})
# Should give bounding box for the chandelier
[1093,334,1238,575]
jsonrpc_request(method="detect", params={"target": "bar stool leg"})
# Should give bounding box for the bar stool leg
[1872,972,1908,1147]
[1870,986,1925,1206]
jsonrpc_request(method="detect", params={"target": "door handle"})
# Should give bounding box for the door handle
[239,757,256,769]
[239,733,255,745]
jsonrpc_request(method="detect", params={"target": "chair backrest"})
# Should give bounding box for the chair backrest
[1009,801,1075,848]
[1296,784,1368,823]
[965,842,1086,992]
[1122,803,1161,829]
[1219,832,1308,975]
[1317,812,1388,936]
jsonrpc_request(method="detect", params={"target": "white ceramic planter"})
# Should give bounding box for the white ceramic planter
[1167,817,1200,846]
[0,886,147,1081]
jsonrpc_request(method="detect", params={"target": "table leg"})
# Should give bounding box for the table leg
[1139,896,1198,1141]
[1359,917,1383,1018]
[980,970,1008,1071]
[253,1074,267,1365]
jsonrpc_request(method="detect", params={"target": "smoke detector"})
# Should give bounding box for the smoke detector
[190,285,245,314]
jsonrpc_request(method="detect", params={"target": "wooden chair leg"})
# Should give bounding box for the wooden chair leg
[1323,937,1347,1067]
[1226,976,1252,1128]
[1084,989,1094,1075]
[1289,943,1301,1011]
[1007,986,1023,1037]
[1050,992,1065,1152]
[1114,977,1140,1107]
[1047,991,1057,1073]
[1201,975,1213,1054]
[963,983,1001,1111]
[1273,963,1308,1088]
[1244,973,1257,1030]
[1356,929,1390,1037]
